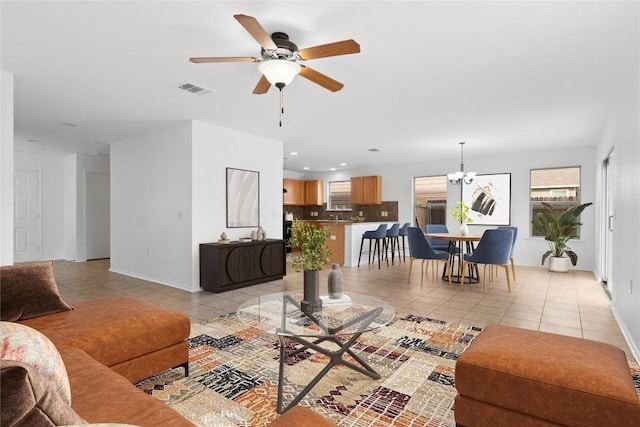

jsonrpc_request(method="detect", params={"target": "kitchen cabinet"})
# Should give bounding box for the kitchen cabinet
[324,223,345,265]
[351,176,382,205]
[304,180,324,206]
[200,239,286,292]
[283,179,305,206]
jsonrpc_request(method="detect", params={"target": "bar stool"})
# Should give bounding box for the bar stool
[358,224,388,269]
[384,223,400,265]
[397,222,410,262]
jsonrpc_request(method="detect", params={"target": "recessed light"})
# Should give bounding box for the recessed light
[330,168,336,171]
[368,148,381,152]
[339,162,347,166]
[290,151,299,156]
[303,167,310,170]
[89,141,101,145]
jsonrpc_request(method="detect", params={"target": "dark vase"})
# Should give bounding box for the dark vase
[301,270,322,312]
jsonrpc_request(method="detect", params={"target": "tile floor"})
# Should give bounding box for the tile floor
[53,255,632,357]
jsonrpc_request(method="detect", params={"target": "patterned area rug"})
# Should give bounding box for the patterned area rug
[136,313,640,427]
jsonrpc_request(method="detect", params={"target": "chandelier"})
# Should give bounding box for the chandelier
[447,141,476,185]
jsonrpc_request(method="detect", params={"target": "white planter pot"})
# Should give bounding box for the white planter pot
[549,257,569,272]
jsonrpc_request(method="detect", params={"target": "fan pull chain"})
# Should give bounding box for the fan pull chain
[275,82,286,127]
[279,88,284,127]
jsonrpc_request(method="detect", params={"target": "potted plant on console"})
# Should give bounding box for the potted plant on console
[290,219,332,312]
[531,201,592,272]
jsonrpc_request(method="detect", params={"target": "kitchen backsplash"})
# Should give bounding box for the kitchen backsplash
[284,202,399,222]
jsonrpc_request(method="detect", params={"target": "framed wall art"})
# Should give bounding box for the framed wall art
[226,167,259,228]
[462,173,511,225]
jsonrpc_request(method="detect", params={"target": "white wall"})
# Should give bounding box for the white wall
[63,155,77,260]
[1,72,14,265]
[111,120,284,292]
[110,122,193,290]
[307,146,597,270]
[192,121,283,291]
[596,71,640,359]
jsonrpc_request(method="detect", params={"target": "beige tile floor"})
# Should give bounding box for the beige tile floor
[53,254,632,358]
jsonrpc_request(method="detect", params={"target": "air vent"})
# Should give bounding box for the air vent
[177,82,212,96]
[368,148,381,152]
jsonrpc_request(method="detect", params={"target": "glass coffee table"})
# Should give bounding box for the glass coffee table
[236,291,395,414]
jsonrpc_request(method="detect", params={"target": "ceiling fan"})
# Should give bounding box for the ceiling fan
[189,14,360,94]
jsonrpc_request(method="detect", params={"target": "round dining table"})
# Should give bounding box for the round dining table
[425,232,482,284]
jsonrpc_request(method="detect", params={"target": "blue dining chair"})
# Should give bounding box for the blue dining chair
[424,224,451,252]
[497,226,518,281]
[358,224,388,269]
[407,227,451,285]
[384,223,400,265]
[461,229,514,293]
[397,222,410,262]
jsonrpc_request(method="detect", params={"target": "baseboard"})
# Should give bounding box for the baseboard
[108,267,192,292]
[610,303,640,364]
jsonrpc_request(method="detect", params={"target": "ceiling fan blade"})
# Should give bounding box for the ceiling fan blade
[252,75,271,94]
[189,56,258,63]
[298,39,360,60]
[234,14,277,50]
[299,65,344,92]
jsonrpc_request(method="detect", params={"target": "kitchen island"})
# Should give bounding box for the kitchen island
[305,221,400,267]
[344,222,399,267]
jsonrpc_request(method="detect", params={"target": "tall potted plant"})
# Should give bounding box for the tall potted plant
[448,200,473,235]
[531,201,592,272]
[290,220,332,312]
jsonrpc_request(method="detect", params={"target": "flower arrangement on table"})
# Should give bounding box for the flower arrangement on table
[448,201,473,235]
[448,201,473,224]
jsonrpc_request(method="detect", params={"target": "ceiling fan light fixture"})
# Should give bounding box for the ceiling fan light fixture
[258,59,301,87]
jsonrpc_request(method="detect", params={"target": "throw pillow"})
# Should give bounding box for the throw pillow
[0,360,86,426]
[0,321,72,405]
[1,261,73,321]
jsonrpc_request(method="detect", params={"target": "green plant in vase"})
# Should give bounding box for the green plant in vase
[448,200,473,235]
[289,220,332,311]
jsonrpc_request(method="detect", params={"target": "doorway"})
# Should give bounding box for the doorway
[601,150,615,296]
[86,172,110,260]
[13,170,42,263]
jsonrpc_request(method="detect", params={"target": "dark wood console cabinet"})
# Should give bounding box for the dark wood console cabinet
[200,239,286,292]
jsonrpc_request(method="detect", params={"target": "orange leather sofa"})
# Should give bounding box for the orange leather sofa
[1,262,336,427]
[454,324,640,427]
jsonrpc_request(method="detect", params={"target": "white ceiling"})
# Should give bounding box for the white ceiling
[2,1,637,172]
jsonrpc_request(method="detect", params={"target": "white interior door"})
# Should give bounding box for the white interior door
[602,151,615,295]
[14,170,41,263]
[86,172,110,260]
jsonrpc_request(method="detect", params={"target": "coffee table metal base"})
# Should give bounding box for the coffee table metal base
[276,296,384,414]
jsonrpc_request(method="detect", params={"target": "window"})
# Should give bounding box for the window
[414,175,447,229]
[530,167,581,237]
[328,180,352,210]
